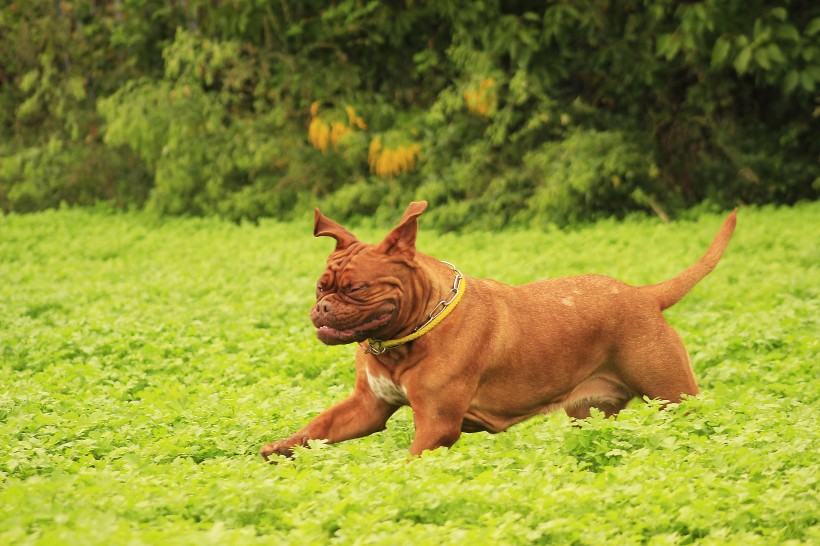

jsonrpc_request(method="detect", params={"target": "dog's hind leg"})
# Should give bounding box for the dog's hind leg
[562,375,634,419]
[614,319,699,405]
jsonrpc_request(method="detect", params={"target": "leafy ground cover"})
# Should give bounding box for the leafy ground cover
[1,203,818,544]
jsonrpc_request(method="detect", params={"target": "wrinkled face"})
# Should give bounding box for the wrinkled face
[311,245,405,345]
[309,200,427,345]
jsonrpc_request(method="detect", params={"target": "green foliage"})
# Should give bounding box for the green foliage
[0,139,150,212]
[0,1,818,225]
[0,0,175,213]
[1,204,818,543]
[97,28,325,220]
[523,129,663,227]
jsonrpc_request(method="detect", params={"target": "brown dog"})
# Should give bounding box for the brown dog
[260,201,736,460]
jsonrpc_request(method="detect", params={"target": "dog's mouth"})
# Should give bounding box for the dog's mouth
[315,312,394,345]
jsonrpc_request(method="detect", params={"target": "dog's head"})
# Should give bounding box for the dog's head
[310,201,428,345]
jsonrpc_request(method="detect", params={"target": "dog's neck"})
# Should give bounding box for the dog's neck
[364,255,465,355]
[416,256,465,327]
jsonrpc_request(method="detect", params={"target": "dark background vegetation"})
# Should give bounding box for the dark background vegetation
[1,0,817,229]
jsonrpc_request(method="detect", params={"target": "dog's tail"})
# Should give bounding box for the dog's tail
[645,210,737,311]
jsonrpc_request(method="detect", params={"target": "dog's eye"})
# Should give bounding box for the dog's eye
[317,274,333,293]
[316,283,331,297]
[343,283,366,294]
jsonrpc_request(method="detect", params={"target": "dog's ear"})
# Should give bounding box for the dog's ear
[377,201,428,257]
[314,208,358,250]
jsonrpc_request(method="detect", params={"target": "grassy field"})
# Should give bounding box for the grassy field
[1,203,818,544]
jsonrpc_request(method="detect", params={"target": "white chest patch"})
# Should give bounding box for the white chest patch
[366,368,409,406]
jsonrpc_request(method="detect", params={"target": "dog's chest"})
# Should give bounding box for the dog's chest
[366,367,408,406]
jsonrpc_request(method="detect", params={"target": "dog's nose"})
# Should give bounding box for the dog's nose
[318,299,333,315]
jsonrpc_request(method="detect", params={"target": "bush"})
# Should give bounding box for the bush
[0,140,150,213]
[1,1,817,225]
[523,129,664,227]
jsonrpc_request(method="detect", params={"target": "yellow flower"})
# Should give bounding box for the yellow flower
[345,106,367,130]
[464,77,497,117]
[330,122,351,147]
[307,104,365,153]
[308,117,331,153]
[369,136,421,178]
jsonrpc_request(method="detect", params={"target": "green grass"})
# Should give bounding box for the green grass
[1,203,818,545]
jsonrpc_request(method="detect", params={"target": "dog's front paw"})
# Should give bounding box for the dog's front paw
[259,439,298,463]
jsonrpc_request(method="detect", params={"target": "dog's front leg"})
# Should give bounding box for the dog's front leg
[407,401,467,456]
[408,407,464,455]
[260,391,396,462]
[405,365,477,456]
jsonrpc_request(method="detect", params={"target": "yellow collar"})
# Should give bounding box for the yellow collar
[365,262,465,354]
